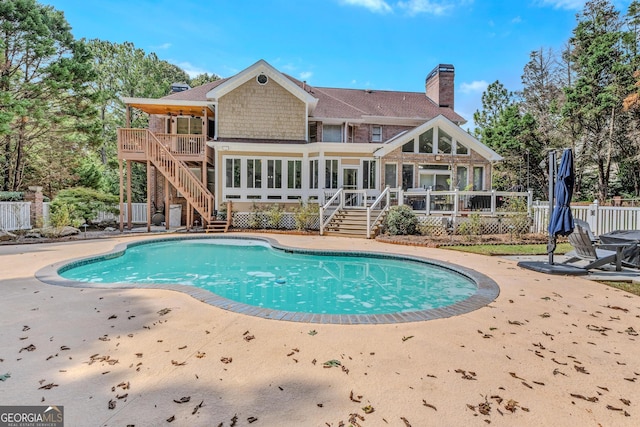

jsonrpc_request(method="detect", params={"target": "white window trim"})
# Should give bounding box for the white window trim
[372,125,382,142]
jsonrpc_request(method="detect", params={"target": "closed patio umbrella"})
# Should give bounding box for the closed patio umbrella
[547,148,574,264]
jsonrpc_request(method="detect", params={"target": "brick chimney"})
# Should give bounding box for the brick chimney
[425,64,455,109]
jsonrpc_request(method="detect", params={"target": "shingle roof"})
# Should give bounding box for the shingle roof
[161,73,466,124]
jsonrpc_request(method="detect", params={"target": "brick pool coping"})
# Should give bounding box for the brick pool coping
[35,235,500,324]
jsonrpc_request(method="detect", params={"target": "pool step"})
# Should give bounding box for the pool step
[324,209,386,238]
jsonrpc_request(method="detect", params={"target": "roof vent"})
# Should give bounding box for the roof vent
[170,82,191,94]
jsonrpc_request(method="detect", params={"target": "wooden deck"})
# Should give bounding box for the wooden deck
[118,129,214,164]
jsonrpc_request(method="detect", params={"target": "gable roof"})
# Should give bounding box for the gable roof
[374,115,502,162]
[204,59,319,113]
[157,59,466,124]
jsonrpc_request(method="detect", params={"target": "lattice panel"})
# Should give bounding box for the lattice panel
[231,212,319,230]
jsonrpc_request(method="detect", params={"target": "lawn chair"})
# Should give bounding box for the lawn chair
[563,224,635,271]
[574,218,597,243]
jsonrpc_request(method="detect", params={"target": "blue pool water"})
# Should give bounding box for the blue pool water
[59,238,478,315]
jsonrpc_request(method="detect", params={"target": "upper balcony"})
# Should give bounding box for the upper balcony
[118,129,214,165]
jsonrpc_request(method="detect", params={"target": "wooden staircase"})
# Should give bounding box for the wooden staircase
[323,209,386,238]
[141,130,226,231]
[205,202,232,233]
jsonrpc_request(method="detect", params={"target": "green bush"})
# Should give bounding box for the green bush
[266,204,284,229]
[248,202,264,229]
[50,187,119,227]
[385,205,418,235]
[293,200,318,231]
[457,213,482,240]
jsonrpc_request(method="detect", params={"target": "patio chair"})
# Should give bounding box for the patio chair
[574,218,597,243]
[562,224,636,271]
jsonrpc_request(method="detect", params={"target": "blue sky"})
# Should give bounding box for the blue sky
[49,0,631,129]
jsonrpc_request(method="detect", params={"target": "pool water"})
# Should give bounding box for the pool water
[60,239,478,315]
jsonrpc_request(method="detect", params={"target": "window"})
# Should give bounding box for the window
[402,140,414,153]
[225,158,241,188]
[456,166,468,189]
[176,117,202,134]
[322,124,342,142]
[246,159,262,189]
[325,159,338,189]
[288,160,302,189]
[456,141,468,155]
[401,164,414,190]
[308,122,318,142]
[418,128,434,153]
[363,160,376,189]
[309,159,319,189]
[385,163,397,188]
[267,160,282,189]
[438,128,452,154]
[418,165,451,190]
[372,126,382,142]
[473,166,484,190]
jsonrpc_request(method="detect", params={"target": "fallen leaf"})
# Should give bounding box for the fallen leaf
[166,415,175,423]
[570,393,598,403]
[363,405,374,414]
[402,335,414,342]
[323,359,341,368]
[221,357,232,364]
[38,383,58,390]
[19,344,36,353]
[192,400,203,415]
[173,396,191,404]
[308,330,318,336]
[422,400,437,411]
[157,308,171,316]
[350,390,362,403]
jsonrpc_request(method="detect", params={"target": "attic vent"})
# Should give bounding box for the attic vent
[257,74,268,85]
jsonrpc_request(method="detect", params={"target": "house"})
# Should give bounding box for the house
[117,59,502,232]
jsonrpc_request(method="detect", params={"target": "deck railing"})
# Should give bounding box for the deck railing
[118,129,205,157]
[117,129,214,223]
[319,188,344,235]
[366,186,391,238]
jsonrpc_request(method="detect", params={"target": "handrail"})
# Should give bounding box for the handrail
[320,188,344,235]
[118,129,214,222]
[366,186,391,238]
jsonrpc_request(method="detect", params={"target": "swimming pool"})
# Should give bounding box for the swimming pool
[40,236,500,324]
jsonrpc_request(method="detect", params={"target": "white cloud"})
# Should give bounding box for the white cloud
[299,71,313,81]
[397,0,450,16]
[537,0,586,10]
[511,16,522,24]
[460,80,488,94]
[340,0,392,13]
[152,42,172,50]
[176,61,214,78]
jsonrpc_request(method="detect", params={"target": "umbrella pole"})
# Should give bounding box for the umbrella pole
[548,151,556,265]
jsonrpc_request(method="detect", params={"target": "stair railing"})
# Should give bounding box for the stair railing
[120,129,214,223]
[319,188,344,235]
[366,186,391,239]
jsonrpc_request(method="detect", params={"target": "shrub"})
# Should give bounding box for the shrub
[50,187,119,227]
[457,213,482,240]
[247,202,264,229]
[293,200,318,231]
[385,205,418,235]
[266,204,284,229]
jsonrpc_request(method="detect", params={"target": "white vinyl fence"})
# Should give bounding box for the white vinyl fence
[0,202,31,231]
[531,201,640,235]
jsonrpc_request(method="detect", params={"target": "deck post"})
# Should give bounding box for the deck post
[126,160,132,230]
[119,159,124,232]
[146,161,152,232]
[164,176,170,230]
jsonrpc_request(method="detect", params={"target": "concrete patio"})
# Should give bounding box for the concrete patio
[0,232,638,426]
